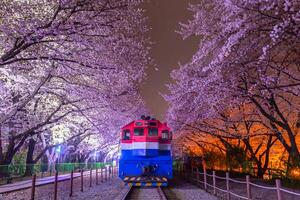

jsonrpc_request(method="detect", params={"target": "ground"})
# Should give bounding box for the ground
[1,175,125,200]
[166,177,217,200]
[0,175,218,200]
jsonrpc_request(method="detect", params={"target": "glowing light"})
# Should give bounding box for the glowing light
[291,168,300,179]
[56,145,61,153]
[93,151,97,159]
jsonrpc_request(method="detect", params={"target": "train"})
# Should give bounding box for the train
[118,116,173,186]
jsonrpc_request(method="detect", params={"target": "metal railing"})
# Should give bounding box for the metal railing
[0,162,110,176]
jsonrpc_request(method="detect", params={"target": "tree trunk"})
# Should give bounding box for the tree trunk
[256,165,264,178]
[24,138,36,176]
[0,137,16,178]
[287,148,300,176]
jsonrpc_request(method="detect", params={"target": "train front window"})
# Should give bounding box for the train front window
[123,129,130,140]
[162,130,169,139]
[134,128,144,136]
[148,122,157,126]
[148,128,158,136]
[135,122,143,126]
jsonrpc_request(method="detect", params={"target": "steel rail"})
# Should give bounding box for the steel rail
[120,185,133,200]
[158,186,168,200]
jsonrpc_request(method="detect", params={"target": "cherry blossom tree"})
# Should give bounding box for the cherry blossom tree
[165,0,300,171]
[0,0,150,177]
[0,0,149,123]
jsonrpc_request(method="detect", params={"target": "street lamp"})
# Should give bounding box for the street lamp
[56,145,61,163]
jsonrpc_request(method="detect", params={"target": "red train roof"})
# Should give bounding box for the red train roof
[121,119,170,130]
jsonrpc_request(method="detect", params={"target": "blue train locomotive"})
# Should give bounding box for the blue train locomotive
[118,116,173,186]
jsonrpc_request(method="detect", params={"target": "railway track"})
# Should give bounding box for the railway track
[122,186,169,200]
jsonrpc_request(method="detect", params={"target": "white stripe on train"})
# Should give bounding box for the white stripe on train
[121,142,171,150]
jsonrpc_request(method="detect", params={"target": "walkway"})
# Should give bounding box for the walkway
[0,170,94,194]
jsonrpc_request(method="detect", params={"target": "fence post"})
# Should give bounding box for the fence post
[90,168,92,187]
[69,170,73,197]
[112,166,114,177]
[213,171,216,195]
[54,171,58,200]
[276,179,282,200]
[109,166,111,179]
[226,172,230,200]
[196,168,199,184]
[101,167,103,182]
[111,166,113,179]
[110,166,112,178]
[81,170,84,192]
[96,168,99,185]
[246,175,251,200]
[105,167,107,181]
[31,174,36,200]
[203,165,207,191]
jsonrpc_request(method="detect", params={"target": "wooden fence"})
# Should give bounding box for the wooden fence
[176,164,300,200]
[0,165,118,200]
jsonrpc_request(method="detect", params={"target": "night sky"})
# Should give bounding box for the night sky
[141,0,199,121]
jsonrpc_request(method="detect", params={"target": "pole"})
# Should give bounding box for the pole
[276,179,282,200]
[69,170,73,197]
[226,172,230,200]
[81,170,84,192]
[213,171,216,195]
[203,165,207,191]
[96,168,99,185]
[101,167,103,182]
[110,166,112,179]
[90,168,92,187]
[109,166,111,179]
[31,174,36,200]
[246,175,251,200]
[54,171,58,200]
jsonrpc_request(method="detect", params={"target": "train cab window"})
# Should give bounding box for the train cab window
[148,122,157,126]
[134,128,144,136]
[148,128,158,136]
[162,130,169,140]
[135,122,143,126]
[123,129,131,140]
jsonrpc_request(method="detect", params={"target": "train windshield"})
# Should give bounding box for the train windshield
[148,128,158,136]
[162,130,169,139]
[123,129,130,140]
[134,128,144,136]
[148,122,157,126]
